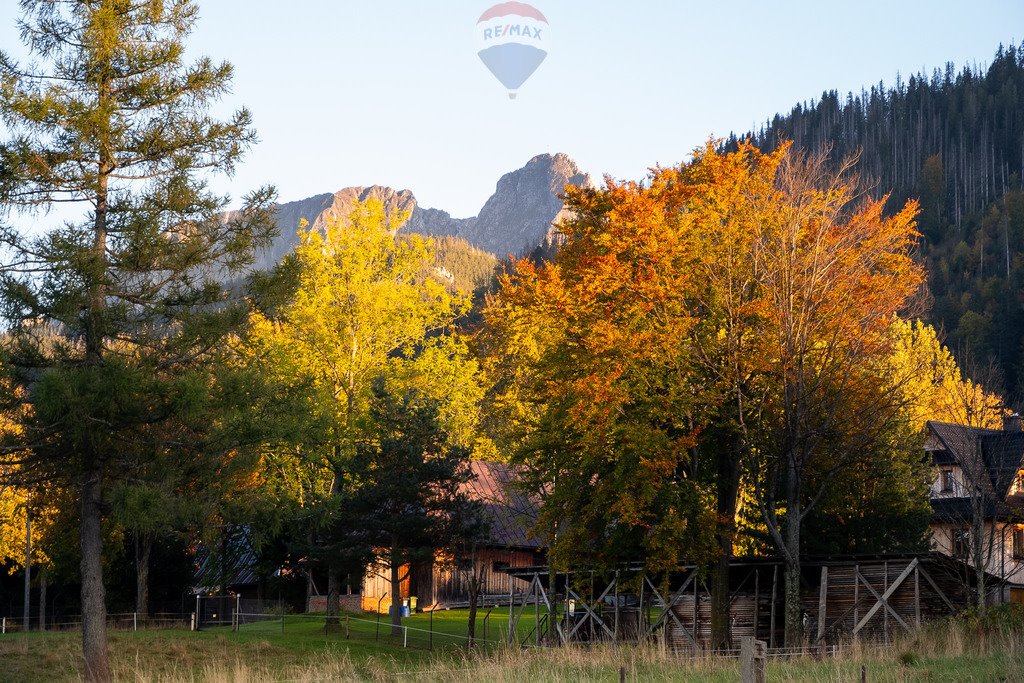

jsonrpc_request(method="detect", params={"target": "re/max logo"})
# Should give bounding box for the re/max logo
[482,24,543,41]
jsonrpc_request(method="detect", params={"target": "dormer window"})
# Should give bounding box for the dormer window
[941,468,954,493]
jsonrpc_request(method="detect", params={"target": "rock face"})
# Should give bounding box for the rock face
[459,153,593,257]
[258,153,592,266]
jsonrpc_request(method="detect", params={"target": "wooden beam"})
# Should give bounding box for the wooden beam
[567,588,614,639]
[816,566,829,643]
[645,573,694,632]
[535,577,566,643]
[693,575,699,647]
[613,570,620,642]
[884,561,889,644]
[914,565,921,628]
[642,574,696,646]
[853,559,917,634]
[728,568,755,605]
[853,564,859,642]
[753,569,760,642]
[567,579,617,640]
[917,565,958,614]
[534,576,539,645]
[510,574,537,645]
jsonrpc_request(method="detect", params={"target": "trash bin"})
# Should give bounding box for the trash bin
[409,596,418,612]
[389,603,411,618]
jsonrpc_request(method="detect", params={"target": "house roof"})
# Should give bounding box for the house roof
[980,432,1024,498]
[461,460,542,550]
[926,421,1024,501]
[930,496,1012,522]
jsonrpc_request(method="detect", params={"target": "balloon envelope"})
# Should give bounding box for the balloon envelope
[475,2,549,96]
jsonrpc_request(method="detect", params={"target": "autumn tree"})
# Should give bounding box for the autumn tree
[0,2,275,678]
[483,173,718,578]
[244,199,482,622]
[745,149,923,647]
[485,141,924,650]
[665,142,784,650]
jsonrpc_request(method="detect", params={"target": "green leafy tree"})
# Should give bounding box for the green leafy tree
[244,199,484,621]
[0,2,274,678]
[333,380,481,636]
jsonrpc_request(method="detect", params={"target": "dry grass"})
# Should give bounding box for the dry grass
[2,606,1021,682]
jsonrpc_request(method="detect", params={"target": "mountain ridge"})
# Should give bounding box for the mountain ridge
[256,152,593,271]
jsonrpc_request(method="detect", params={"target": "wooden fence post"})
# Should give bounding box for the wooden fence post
[740,636,767,683]
[817,566,829,644]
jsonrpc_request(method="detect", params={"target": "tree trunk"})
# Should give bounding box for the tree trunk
[23,507,30,633]
[81,469,111,682]
[710,431,742,651]
[39,567,47,631]
[466,567,480,648]
[973,502,987,613]
[80,92,110,680]
[325,565,342,631]
[709,551,731,651]
[135,532,152,620]
[325,452,344,629]
[783,560,803,650]
[783,448,803,650]
[390,545,403,637]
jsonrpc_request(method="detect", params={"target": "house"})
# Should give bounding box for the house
[925,417,1024,601]
[360,460,544,613]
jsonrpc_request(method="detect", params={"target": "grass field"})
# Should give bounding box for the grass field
[0,607,1021,681]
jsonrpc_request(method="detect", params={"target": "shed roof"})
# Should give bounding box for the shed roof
[461,460,542,550]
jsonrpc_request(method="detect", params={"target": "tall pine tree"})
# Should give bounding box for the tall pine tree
[0,2,274,679]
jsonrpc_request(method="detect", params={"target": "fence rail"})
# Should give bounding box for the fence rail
[0,612,189,634]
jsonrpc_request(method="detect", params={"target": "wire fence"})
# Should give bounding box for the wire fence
[0,605,856,664]
[0,611,189,634]
[231,610,511,651]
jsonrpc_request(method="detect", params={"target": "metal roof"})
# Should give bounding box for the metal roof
[461,460,543,550]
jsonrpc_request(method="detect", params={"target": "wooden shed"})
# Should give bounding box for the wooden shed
[361,461,544,612]
[664,554,990,649]
[506,552,998,649]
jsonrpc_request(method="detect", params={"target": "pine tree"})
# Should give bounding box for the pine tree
[334,380,481,636]
[0,2,274,679]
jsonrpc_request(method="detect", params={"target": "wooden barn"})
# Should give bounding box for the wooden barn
[505,552,1000,649]
[361,460,544,612]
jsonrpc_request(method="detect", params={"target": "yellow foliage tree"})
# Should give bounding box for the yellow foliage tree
[244,199,486,619]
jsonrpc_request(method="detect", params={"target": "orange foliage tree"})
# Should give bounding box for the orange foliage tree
[484,141,925,648]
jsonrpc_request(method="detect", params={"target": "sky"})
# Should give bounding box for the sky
[1,1,1022,217]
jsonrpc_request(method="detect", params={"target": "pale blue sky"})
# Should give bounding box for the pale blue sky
[1,1,1022,216]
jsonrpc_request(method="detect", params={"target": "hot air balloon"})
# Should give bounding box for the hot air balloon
[475,2,549,99]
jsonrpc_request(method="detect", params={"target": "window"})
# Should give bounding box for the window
[1013,528,1024,561]
[952,529,970,559]
[941,469,954,493]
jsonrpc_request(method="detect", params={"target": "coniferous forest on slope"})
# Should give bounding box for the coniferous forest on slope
[728,45,1024,397]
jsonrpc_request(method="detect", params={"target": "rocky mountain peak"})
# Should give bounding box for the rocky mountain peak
[463,153,594,256]
[255,153,592,269]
